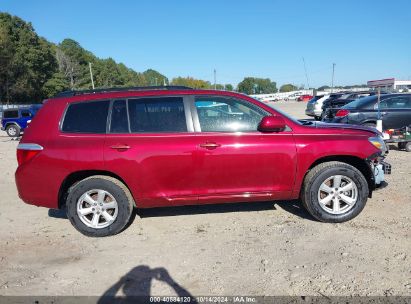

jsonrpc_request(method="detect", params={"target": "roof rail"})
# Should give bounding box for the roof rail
[54,86,193,98]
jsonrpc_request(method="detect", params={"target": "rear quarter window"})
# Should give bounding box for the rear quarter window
[62,100,109,133]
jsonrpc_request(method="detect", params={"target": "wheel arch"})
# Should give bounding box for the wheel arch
[58,170,136,209]
[304,155,375,197]
[5,122,21,128]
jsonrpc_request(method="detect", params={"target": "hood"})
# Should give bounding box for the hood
[314,121,382,136]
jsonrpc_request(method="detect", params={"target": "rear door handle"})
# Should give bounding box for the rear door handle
[110,144,130,150]
[199,142,221,150]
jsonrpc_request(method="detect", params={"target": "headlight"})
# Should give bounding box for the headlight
[368,136,387,151]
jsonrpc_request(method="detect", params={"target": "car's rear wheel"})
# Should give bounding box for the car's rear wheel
[6,124,20,137]
[405,142,411,152]
[301,161,369,223]
[66,175,134,237]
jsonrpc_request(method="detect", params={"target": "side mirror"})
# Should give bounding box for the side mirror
[258,116,286,133]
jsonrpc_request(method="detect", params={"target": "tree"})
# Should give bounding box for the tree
[42,72,70,97]
[225,84,234,91]
[171,77,211,89]
[317,85,330,91]
[237,77,277,94]
[0,13,57,103]
[279,84,298,92]
[143,69,168,86]
[56,48,81,89]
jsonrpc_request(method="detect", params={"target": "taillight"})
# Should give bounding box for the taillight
[16,143,43,166]
[335,109,350,117]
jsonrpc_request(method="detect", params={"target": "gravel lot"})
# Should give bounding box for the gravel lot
[0,101,410,298]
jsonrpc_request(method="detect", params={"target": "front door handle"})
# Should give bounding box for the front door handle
[110,144,130,150]
[199,142,221,150]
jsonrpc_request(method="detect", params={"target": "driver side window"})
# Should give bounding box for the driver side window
[195,96,268,132]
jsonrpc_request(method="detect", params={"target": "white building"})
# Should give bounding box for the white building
[367,78,411,92]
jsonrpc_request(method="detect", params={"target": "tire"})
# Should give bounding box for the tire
[6,124,20,137]
[405,142,411,152]
[66,175,134,237]
[398,142,406,150]
[301,161,369,223]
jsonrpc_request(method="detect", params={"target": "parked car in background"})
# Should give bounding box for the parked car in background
[16,86,390,237]
[297,94,313,102]
[1,105,42,137]
[305,94,330,120]
[329,93,411,130]
[284,92,303,101]
[321,91,385,120]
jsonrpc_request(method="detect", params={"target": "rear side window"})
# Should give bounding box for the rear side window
[62,100,109,133]
[380,96,411,109]
[128,97,187,133]
[3,110,19,119]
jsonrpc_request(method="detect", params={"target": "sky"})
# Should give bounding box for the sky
[1,0,411,88]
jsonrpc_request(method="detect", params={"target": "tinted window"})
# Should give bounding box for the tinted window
[343,95,377,109]
[3,110,19,119]
[21,110,31,118]
[195,97,267,132]
[62,100,109,133]
[110,100,129,133]
[128,97,187,133]
[380,96,411,109]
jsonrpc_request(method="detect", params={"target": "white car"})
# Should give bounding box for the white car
[305,95,330,120]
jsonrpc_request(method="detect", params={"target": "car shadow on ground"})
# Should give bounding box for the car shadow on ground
[47,200,315,222]
[137,199,315,222]
[97,265,197,304]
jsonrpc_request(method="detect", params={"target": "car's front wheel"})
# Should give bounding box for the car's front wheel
[301,161,369,223]
[66,175,134,237]
[6,124,20,137]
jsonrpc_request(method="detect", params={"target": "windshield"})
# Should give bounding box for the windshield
[342,95,377,109]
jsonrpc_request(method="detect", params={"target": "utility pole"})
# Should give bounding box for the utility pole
[331,63,336,92]
[214,69,216,90]
[89,62,95,89]
[302,57,310,89]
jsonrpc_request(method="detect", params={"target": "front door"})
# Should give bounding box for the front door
[192,96,297,204]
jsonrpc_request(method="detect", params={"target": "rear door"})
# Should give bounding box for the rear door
[104,96,200,207]
[379,95,411,129]
[192,95,296,204]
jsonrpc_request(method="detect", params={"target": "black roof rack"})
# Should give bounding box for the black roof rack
[54,86,193,98]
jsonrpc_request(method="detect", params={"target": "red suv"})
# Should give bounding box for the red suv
[15,86,390,237]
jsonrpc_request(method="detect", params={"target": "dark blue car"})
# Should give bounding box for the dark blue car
[1,105,42,137]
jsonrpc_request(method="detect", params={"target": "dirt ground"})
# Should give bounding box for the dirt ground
[0,101,410,298]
